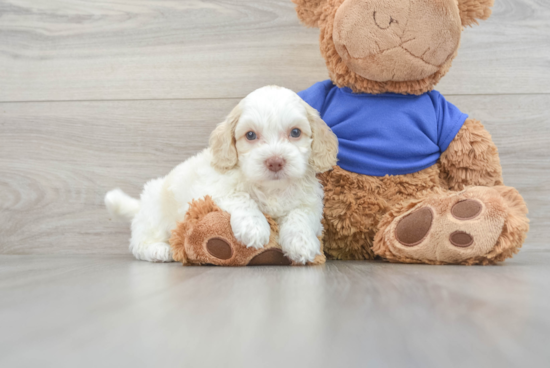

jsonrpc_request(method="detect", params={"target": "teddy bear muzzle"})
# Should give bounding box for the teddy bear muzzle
[332,0,462,82]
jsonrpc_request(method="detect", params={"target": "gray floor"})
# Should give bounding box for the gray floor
[1,251,549,368]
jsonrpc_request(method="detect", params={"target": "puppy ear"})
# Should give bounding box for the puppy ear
[302,100,338,173]
[457,0,494,27]
[210,104,241,173]
[292,0,327,28]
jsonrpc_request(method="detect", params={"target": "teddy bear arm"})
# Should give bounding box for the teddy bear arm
[438,118,503,191]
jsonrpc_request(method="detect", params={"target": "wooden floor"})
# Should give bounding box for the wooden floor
[1,251,550,367]
[1,0,549,366]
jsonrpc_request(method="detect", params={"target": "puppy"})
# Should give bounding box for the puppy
[105,86,338,264]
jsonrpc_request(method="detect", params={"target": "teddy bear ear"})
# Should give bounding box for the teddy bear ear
[457,0,495,27]
[292,0,327,28]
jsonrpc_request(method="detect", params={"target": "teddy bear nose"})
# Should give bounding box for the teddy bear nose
[265,157,286,172]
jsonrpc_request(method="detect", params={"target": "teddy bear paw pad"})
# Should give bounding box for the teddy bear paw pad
[387,187,508,263]
[206,237,233,260]
[449,231,474,248]
[395,207,433,247]
[451,199,483,220]
[248,249,292,266]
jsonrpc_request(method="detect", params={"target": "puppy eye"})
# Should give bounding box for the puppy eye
[290,128,301,138]
[246,131,257,140]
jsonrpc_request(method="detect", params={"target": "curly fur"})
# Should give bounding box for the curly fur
[170,196,222,264]
[439,118,504,190]
[458,0,494,27]
[106,86,337,264]
[319,120,529,264]
[292,0,327,27]
[481,186,530,264]
[291,0,528,265]
[318,165,443,260]
[170,196,326,266]
[170,196,282,266]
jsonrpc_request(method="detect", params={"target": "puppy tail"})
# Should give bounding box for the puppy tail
[105,188,140,221]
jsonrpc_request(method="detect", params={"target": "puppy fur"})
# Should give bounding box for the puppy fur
[105,86,338,264]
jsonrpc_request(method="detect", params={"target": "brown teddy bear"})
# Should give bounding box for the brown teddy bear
[292,0,529,264]
[171,0,529,266]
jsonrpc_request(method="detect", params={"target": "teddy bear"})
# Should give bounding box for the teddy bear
[291,0,529,264]
[170,0,529,266]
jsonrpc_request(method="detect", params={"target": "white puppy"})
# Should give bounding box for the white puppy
[105,86,338,264]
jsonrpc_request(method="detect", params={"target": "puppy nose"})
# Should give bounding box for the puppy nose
[265,157,286,172]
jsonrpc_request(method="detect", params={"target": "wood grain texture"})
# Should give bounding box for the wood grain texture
[1,251,549,367]
[1,94,549,255]
[0,0,549,102]
[0,98,238,254]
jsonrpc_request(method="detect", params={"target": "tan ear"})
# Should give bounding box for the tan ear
[292,0,327,28]
[209,104,241,172]
[457,0,494,27]
[302,101,338,173]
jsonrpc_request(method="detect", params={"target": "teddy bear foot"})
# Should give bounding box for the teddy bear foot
[204,236,292,266]
[170,200,290,266]
[373,186,529,265]
[170,196,325,266]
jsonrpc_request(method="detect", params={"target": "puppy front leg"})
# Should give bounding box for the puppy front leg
[279,209,322,264]
[217,194,271,250]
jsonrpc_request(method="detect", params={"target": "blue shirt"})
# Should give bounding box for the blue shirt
[298,80,468,177]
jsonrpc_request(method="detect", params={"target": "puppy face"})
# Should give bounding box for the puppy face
[210,86,338,183]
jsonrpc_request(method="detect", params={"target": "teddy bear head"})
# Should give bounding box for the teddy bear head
[293,0,494,95]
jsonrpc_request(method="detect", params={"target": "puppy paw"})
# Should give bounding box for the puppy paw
[139,242,173,263]
[230,214,271,250]
[280,232,321,264]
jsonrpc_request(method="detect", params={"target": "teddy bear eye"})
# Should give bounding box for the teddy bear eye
[290,128,301,138]
[246,131,257,140]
